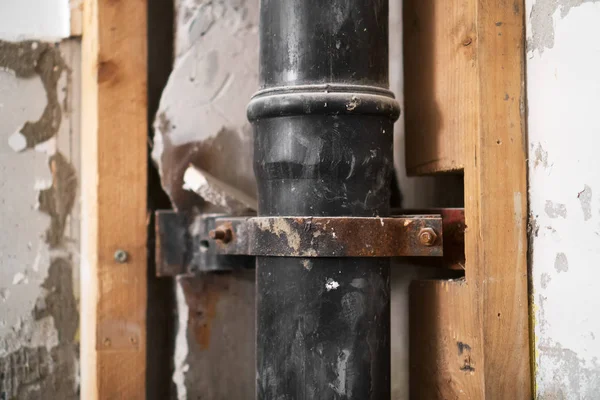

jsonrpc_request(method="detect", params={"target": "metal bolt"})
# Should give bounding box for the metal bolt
[114,249,129,263]
[209,226,233,243]
[419,228,438,246]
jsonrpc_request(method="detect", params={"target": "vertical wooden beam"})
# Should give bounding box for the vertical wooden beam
[81,0,148,399]
[406,0,531,398]
[472,0,531,396]
[403,0,475,175]
[409,280,485,398]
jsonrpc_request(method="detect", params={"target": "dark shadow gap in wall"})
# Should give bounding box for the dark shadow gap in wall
[431,172,465,280]
[393,172,465,279]
[147,0,176,398]
[431,173,465,208]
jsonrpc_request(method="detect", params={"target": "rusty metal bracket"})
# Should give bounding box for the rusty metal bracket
[155,210,465,276]
[211,216,443,257]
[155,211,255,277]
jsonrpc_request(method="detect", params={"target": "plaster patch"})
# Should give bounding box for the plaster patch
[174,279,190,400]
[152,1,258,210]
[34,136,57,155]
[537,339,600,399]
[577,184,592,221]
[532,142,549,169]
[12,272,28,285]
[326,278,340,291]
[0,313,58,357]
[329,349,351,396]
[528,212,540,237]
[186,3,217,43]
[8,130,26,152]
[350,278,367,289]
[27,316,60,350]
[545,200,567,218]
[34,178,53,191]
[31,243,45,273]
[538,294,549,335]
[255,217,317,256]
[183,164,257,212]
[554,252,569,273]
[528,0,600,54]
[175,0,251,60]
[541,272,552,289]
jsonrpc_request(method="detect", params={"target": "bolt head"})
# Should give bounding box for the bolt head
[419,228,438,246]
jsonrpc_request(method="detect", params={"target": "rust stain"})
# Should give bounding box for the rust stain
[180,275,230,350]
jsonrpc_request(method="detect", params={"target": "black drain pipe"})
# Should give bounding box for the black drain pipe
[248,1,400,398]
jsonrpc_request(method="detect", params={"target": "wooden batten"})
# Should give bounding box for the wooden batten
[406,0,531,398]
[81,0,148,398]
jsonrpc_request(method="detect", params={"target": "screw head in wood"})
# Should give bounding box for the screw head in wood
[114,249,129,263]
[419,228,437,246]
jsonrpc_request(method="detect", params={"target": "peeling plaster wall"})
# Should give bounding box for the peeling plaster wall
[527,1,600,398]
[154,1,259,399]
[0,37,80,399]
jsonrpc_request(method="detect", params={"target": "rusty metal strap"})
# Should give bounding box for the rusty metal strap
[213,216,443,258]
[155,211,463,276]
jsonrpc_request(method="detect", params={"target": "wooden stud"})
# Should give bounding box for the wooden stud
[410,280,484,398]
[403,0,475,175]
[407,0,531,398]
[472,0,531,396]
[81,0,148,399]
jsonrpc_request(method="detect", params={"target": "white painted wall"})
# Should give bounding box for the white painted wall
[0,0,70,41]
[527,1,600,398]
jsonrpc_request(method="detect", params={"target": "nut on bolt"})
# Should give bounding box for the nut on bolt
[209,225,233,244]
[418,228,438,246]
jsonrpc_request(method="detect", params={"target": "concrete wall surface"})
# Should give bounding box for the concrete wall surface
[527,1,600,398]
